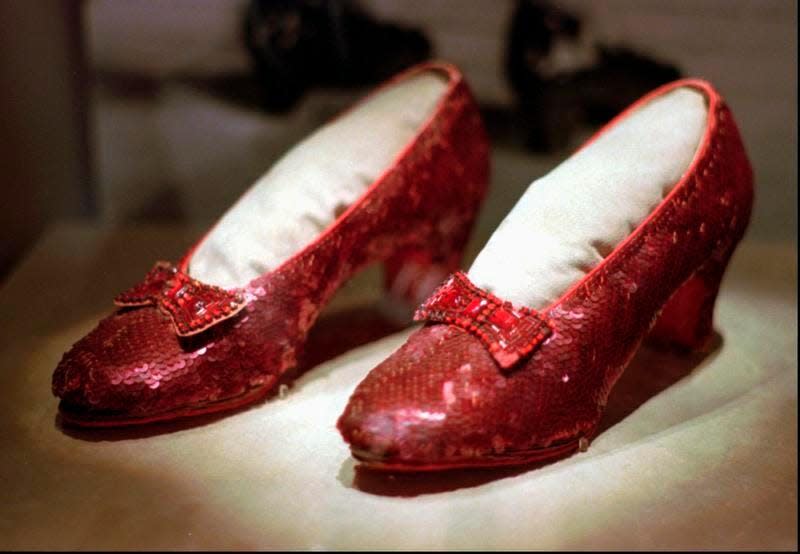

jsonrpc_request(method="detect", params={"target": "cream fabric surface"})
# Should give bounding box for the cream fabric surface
[189,72,448,289]
[469,87,708,309]
[0,223,795,550]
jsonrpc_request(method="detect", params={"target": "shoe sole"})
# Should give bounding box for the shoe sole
[349,427,598,472]
[57,380,275,428]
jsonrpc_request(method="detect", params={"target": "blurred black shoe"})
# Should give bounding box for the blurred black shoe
[506,0,681,152]
[244,0,432,112]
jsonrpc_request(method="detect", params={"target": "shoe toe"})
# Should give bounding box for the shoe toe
[339,324,520,467]
[52,306,214,421]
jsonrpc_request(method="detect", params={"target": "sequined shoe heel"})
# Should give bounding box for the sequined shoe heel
[647,237,738,353]
[383,202,481,315]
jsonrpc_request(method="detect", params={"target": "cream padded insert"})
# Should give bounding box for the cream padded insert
[468,87,708,310]
[190,72,448,288]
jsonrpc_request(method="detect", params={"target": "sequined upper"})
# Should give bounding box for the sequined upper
[338,78,755,469]
[51,62,490,425]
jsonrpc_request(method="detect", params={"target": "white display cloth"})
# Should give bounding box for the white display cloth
[189,72,448,289]
[0,223,795,549]
[469,87,707,309]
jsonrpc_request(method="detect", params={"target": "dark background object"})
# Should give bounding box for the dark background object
[244,0,432,111]
[506,0,681,152]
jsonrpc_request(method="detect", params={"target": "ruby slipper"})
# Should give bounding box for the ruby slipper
[52,62,489,427]
[338,78,754,470]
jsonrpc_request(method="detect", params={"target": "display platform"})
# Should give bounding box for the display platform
[0,222,796,550]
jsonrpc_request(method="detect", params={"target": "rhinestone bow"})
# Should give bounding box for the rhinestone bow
[114,262,247,337]
[414,272,554,370]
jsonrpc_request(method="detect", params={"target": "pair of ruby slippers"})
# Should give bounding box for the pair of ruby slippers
[53,62,753,471]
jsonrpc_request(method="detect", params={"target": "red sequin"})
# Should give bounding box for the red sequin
[115,262,246,337]
[113,261,177,306]
[414,272,553,370]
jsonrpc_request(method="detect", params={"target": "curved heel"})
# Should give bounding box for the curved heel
[383,212,477,318]
[648,247,735,352]
[381,77,489,321]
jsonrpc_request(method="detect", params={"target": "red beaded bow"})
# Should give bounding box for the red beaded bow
[414,272,554,370]
[114,262,247,337]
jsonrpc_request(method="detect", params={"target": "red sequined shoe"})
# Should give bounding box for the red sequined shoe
[52,62,489,427]
[338,78,754,470]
